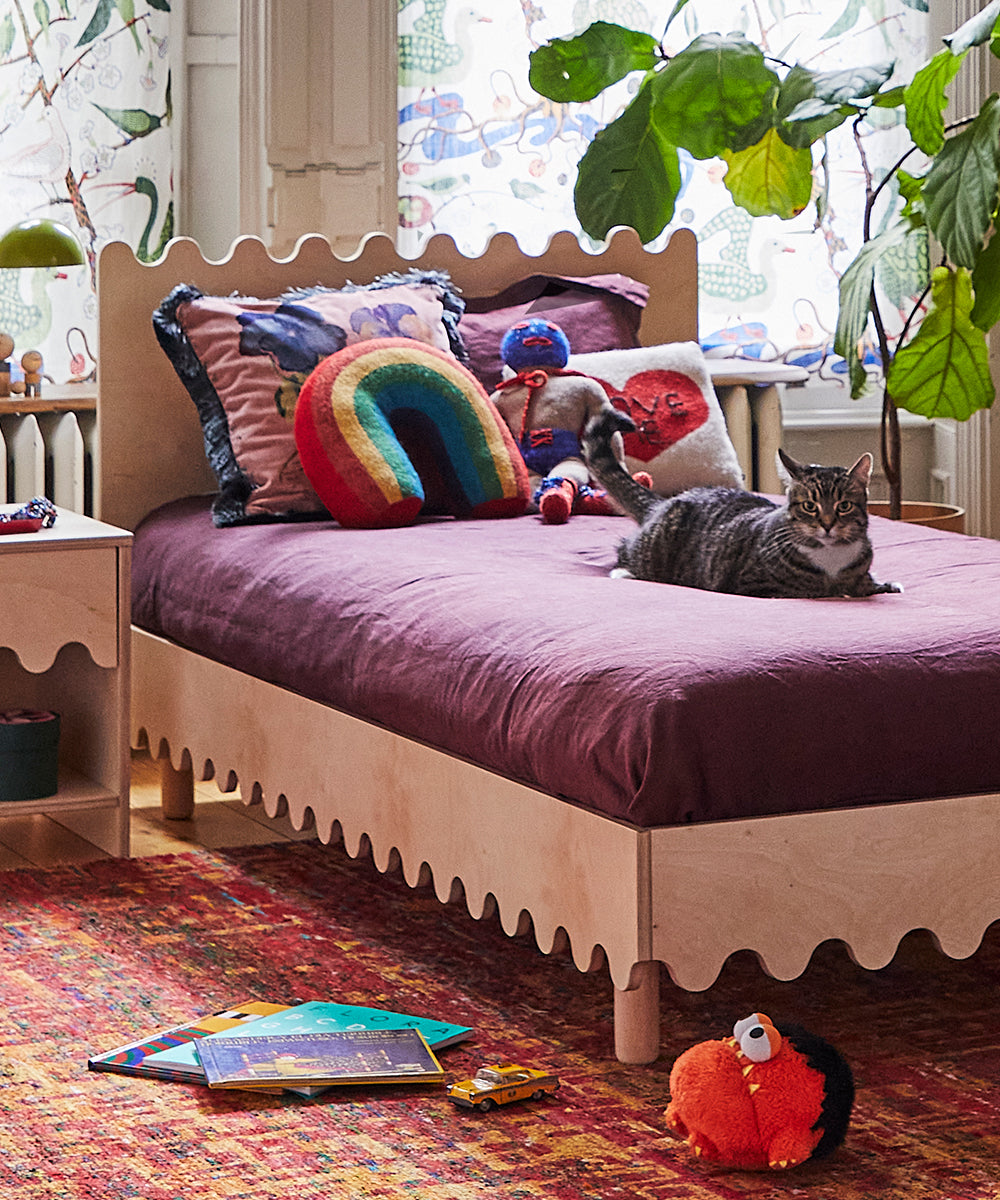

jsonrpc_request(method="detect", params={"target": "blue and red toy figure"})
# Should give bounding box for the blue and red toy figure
[490,318,649,523]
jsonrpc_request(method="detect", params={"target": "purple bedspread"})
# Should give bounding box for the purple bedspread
[132,496,1000,828]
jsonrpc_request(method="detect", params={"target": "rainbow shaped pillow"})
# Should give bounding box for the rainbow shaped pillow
[294,338,530,528]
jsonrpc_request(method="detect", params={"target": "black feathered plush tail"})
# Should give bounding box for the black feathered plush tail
[583,409,660,522]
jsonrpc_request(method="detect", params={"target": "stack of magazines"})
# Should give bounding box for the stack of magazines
[88,1000,474,1097]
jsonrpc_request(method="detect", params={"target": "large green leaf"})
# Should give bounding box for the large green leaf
[944,0,1000,55]
[923,94,1000,268]
[649,34,779,160]
[784,61,892,131]
[803,61,895,105]
[871,85,907,109]
[895,167,926,222]
[778,65,859,147]
[774,63,818,119]
[904,49,964,154]
[835,222,911,397]
[721,130,813,219]
[573,79,681,243]
[784,96,858,128]
[887,266,994,420]
[971,230,1000,329]
[528,22,658,103]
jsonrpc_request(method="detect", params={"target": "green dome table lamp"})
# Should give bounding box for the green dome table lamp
[0,218,84,397]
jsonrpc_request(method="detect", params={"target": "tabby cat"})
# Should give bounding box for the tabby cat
[582,410,901,598]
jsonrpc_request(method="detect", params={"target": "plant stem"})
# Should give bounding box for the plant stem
[881,387,902,521]
[868,287,902,518]
[856,113,903,518]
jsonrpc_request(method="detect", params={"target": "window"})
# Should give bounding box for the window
[398,1,929,382]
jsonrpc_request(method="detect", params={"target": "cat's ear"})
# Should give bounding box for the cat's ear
[847,452,873,489]
[776,447,803,487]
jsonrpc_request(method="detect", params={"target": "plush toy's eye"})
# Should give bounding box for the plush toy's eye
[733,1013,766,1041]
[732,1013,781,1062]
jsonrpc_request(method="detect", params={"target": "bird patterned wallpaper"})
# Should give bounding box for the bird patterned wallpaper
[0,1,171,385]
[397,0,929,380]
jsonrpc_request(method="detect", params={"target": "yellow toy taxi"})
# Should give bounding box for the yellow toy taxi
[446,1063,560,1111]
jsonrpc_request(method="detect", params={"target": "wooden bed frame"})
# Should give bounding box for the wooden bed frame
[96,230,1000,1064]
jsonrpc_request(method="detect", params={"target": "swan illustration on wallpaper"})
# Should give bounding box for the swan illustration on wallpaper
[398,1,493,91]
[696,207,793,312]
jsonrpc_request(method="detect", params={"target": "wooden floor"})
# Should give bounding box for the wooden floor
[0,751,318,871]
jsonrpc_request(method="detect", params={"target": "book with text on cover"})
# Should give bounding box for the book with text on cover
[196,1027,445,1090]
[86,1001,290,1080]
[140,999,472,1081]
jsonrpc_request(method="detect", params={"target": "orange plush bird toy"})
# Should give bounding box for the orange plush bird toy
[665,1013,854,1171]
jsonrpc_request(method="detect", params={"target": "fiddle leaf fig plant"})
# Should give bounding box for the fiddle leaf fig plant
[529,2,1000,519]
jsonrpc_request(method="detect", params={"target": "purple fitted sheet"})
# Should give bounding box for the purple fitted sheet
[132,496,1000,828]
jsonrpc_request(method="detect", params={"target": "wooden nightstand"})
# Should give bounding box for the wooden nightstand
[708,360,809,493]
[0,508,131,855]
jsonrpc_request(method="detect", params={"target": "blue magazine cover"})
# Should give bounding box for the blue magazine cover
[196,1027,445,1089]
[141,1000,472,1081]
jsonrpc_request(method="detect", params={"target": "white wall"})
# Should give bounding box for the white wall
[174,0,397,260]
[171,0,240,260]
[781,386,934,504]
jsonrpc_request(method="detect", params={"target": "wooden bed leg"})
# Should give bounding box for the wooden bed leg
[159,757,195,820]
[613,961,661,1064]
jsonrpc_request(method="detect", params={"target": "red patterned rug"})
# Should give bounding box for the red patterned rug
[2,839,999,1199]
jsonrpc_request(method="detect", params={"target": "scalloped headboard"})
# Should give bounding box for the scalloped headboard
[96,229,698,532]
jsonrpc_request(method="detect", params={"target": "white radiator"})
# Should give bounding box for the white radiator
[0,407,94,514]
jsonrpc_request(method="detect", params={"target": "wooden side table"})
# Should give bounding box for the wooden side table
[708,360,808,493]
[0,508,131,856]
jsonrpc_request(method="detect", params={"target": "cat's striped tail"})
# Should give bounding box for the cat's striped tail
[583,409,660,523]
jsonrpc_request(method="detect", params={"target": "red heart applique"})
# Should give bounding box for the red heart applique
[595,370,709,463]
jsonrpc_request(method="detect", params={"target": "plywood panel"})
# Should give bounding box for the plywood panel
[2,548,118,671]
[133,629,651,989]
[649,793,1000,991]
